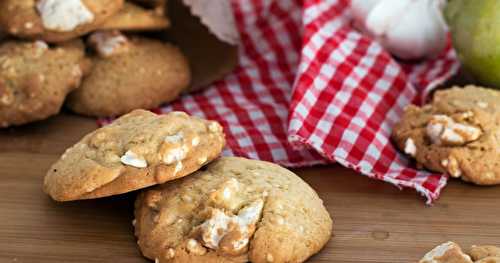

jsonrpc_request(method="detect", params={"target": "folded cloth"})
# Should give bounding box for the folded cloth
[100,0,460,203]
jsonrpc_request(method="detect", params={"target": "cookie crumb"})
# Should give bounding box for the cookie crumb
[120,150,147,168]
[36,0,95,32]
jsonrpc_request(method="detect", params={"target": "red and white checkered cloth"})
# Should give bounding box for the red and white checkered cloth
[102,0,460,203]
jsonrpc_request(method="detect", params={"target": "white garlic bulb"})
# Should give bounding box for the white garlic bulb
[351,0,448,60]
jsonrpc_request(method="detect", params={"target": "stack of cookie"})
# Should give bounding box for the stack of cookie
[392,85,500,185]
[43,109,334,263]
[420,241,500,263]
[0,0,191,127]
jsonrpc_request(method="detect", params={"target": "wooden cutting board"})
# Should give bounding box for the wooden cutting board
[1,113,499,263]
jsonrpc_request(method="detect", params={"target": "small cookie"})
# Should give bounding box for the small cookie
[0,39,87,127]
[392,86,500,185]
[43,109,225,201]
[134,157,333,263]
[470,245,500,261]
[97,2,170,31]
[0,0,124,43]
[419,242,473,263]
[66,31,190,117]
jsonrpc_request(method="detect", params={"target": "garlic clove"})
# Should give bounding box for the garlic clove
[384,0,447,60]
[352,0,448,60]
[382,0,432,59]
[365,0,412,36]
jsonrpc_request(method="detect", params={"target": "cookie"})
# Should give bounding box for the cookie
[470,246,500,262]
[420,242,500,263]
[134,157,333,263]
[392,86,500,185]
[0,39,87,127]
[66,31,190,117]
[43,109,225,201]
[419,242,473,263]
[97,2,170,31]
[0,0,124,43]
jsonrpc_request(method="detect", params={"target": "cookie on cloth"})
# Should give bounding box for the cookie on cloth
[0,39,87,127]
[419,242,473,263]
[134,157,332,263]
[392,85,500,185]
[470,245,500,262]
[44,109,225,201]
[0,0,124,43]
[97,2,170,31]
[66,31,190,117]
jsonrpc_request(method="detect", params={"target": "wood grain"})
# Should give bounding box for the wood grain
[1,113,499,263]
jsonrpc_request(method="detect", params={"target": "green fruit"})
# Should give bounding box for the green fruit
[445,0,500,88]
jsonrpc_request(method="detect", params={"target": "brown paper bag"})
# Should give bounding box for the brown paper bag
[166,0,240,92]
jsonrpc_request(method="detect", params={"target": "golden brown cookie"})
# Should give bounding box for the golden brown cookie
[0,39,87,127]
[97,2,170,31]
[43,109,225,201]
[392,85,500,185]
[419,242,473,263]
[134,157,333,263]
[471,245,500,262]
[66,31,191,117]
[0,0,124,43]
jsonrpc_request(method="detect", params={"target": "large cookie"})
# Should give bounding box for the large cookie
[420,242,500,263]
[134,157,333,263]
[392,86,500,185]
[0,39,87,127]
[44,109,225,201]
[0,0,124,43]
[66,31,190,117]
[419,242,473,263]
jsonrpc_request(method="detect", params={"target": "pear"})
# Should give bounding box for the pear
[445,0,500,89]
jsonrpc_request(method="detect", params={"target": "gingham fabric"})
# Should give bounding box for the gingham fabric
[101,0,460,203]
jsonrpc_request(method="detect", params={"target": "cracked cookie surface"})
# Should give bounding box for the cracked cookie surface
[134,157,333,263]
[392,86,500,185]
[44,109,225,201]
[66,31,190,117]
[0,39,87,127]
[0,0,123,43]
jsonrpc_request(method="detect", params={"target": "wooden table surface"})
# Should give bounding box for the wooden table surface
[1,113,499,263]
